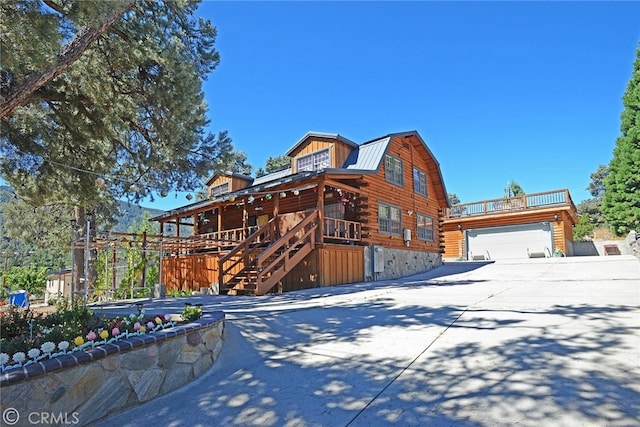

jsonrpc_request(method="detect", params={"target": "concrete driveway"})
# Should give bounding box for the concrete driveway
[95,256,640,427]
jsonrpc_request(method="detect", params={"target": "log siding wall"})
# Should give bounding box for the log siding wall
[360,135,442,254]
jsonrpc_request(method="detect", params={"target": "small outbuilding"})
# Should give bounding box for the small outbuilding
[45,268,72,303]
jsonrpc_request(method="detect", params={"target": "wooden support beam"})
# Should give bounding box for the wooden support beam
[317,179,325,245]
[323,179,362,195]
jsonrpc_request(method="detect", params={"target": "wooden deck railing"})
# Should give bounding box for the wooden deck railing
[446,189,575,218]
[161,226,259,255]
[323,217,361,242]
[200,226,258,244]
[218,218,277,289]
[255,209,319,295]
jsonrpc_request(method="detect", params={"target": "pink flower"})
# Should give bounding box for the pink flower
[112,327,120,336]
[86,331,97,341]
[164,314,171,322]
[134,322,141,331]
[147,321,154,329]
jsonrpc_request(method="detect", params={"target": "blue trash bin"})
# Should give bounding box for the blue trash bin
[9,290,29,308]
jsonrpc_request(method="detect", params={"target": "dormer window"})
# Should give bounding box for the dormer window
[297,148,330,172]
[210,182,230,198]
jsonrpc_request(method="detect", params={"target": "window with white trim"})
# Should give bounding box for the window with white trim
[417,213,434,241]
[413,167,427,197]
[384,155,403,186]
[378,202,402,235]
[296,148,330,172]
[210,182,230,198]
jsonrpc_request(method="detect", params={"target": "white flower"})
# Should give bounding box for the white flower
[41,342,56,354]
[58,341,70,351]
[13,352,26,363]
[28,348,41,359]
[0,353,9,365]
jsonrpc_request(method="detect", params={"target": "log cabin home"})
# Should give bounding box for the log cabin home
[151,131,450,295]
[441,189,578,260]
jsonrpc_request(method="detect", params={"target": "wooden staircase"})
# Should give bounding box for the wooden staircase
[218,209,319,295]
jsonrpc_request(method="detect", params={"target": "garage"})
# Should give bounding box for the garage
[466,222,554,260]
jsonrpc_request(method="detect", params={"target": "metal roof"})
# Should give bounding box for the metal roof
[152,130,450,220]
[252,167,292,186]
[343,136,391,170]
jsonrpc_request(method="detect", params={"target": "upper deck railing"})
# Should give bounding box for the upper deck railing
[445,189,575,219]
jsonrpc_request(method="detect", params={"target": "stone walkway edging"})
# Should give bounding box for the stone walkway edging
[0,311,225,426]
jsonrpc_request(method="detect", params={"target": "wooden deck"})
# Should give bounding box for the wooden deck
[445,189,576,219]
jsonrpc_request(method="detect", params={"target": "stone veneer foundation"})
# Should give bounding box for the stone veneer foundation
[0,311,225,426]
[364,246,442,281]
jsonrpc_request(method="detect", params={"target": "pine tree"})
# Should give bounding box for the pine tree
[256,155,291,177]
[0,0,229,291]
[603,45,640,235]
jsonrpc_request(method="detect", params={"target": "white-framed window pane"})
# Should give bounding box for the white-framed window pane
[297,148,330,172]
[379,202,401,235]
[384,155,403,186]
[413,168,427,196]
[210,182,230,197]
[417,213,434,241]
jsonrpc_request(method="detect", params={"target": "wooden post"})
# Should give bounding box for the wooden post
[274,193,280,237]
[217,208,222,234]
[317,181,325,244]
[193,213,198,236]
[111,244,117,297]
[243,201,248,238]
[141,231,147,288]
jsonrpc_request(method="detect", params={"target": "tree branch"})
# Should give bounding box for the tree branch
[0,0,136,119]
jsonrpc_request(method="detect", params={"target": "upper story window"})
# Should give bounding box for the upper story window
[413,167,427,197]
[384,155,403,186]
[417,213,434,241]
[210,182,230,198]
[378,201,402,235]
[297,148,330,172]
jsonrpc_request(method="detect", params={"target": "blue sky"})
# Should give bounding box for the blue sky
[140,0,639,212]
[6,1,637,212]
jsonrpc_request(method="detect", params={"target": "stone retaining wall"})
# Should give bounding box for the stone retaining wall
[0,312,225,426]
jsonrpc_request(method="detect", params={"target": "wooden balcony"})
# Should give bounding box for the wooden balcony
[445,189,576,219]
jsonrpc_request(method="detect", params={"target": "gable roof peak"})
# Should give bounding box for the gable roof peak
[285,131,358,156]
[205,171,253,186]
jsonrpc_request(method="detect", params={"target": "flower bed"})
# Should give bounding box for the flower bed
[0,311,225,426]
[0,302,204,372]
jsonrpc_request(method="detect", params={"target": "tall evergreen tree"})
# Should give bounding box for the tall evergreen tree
[0,0,229,291]
[576,164,608,232]
[255,155,290,177]
[504,181,525,197]
[447,193,461,205]
[603,45,640,235]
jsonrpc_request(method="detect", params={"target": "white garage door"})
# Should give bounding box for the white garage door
[466,222,553,260]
